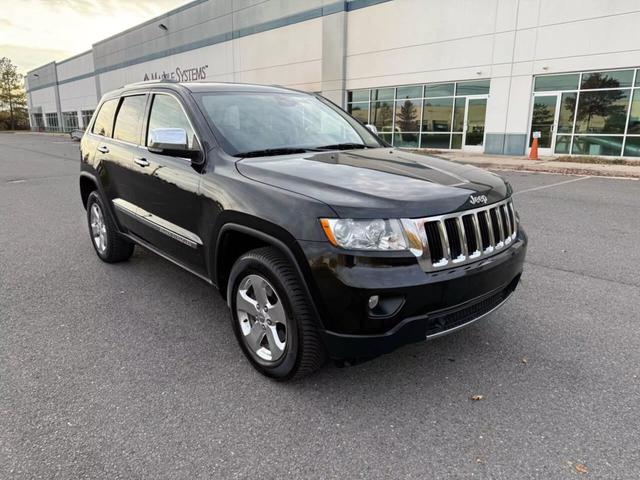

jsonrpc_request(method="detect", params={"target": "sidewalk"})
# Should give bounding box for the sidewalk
[417,150,640,179]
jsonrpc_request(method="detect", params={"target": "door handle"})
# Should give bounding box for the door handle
[97,145,109,154]
[134,157,150,167]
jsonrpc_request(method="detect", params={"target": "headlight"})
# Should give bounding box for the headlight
[320,218,407,251]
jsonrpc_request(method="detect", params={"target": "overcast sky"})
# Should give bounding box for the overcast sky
[0,0,189,73]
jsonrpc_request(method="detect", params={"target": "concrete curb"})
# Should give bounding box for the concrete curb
[449,160,640,179]
[414,151,640,180]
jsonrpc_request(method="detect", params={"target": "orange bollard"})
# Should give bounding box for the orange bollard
[529,137,539,160]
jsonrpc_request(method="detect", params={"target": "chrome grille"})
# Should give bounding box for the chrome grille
[401,198,517,272]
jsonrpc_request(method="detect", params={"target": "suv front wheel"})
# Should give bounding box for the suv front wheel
[228,247,326,380]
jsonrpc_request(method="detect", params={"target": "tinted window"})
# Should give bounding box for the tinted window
[92,99,118,137]
[534,74,579,92]
[456,80,490,96]
[396,85,423,99]
[147,94,197,149]
[113,95,146,144]
[371,100,394,132]
[348,90,369,102]
[371,88,395,101]
[425,83,454,97]
[395,99,420,132]
[422,98,452,132]
[574,90,629,134]
[624,136,640,157]
[572,136,623,156]
[453,97,465,132]
[348,102,369,124]
[557,92,577,133]
[628,90,640,134]
[581,70,633,89]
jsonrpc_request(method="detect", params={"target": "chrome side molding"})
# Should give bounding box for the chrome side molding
[112,198,203,249]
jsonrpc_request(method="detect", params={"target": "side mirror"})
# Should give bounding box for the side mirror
[365,124,378,135]
[148,128,203,164]
[148,128,188,153]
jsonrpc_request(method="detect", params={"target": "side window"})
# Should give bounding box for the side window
[147,94,197,149]
[91,99,118,137]
[113,95,147,144]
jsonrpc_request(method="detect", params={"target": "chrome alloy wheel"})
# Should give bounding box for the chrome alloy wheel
[90,203,107,254]
[236,274,288,363]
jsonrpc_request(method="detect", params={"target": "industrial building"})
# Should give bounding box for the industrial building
[25,0,640,157]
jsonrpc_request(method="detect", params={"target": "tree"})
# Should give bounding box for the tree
[0,57,28,130]
[396,99,418,132]
[564,73,627,133]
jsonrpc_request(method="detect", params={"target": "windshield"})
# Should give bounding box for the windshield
[195,91,383,156]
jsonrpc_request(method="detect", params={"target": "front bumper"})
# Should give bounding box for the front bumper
[299,227,527,360]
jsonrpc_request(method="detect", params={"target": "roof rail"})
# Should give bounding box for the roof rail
[123,78,179,88]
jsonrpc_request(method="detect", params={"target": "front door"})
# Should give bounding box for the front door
[529,94,561,156]
[462,97,487,152]
[130,91,206,275]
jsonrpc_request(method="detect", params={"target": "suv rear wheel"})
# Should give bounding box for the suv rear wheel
[86,191,134,263]
[228,247,326,380]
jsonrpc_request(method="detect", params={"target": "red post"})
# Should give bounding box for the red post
[529,137,539,160]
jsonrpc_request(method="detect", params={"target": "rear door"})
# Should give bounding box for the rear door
[87,97,142,235]
[104,94,149,234]
[127,91,206,274]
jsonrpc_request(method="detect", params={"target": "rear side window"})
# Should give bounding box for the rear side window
[92,99,118,137]
[147,94,197,149]
[113,95,147,144]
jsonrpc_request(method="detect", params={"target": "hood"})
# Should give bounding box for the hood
[236,148,510,218]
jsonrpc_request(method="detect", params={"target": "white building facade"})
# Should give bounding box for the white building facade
[25,0,640,157]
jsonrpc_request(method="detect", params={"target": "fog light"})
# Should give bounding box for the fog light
[368,295,379,309]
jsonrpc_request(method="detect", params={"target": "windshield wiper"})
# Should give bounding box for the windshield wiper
[234,147,315,158]
[314,143,368,151]
[234,143,368,158]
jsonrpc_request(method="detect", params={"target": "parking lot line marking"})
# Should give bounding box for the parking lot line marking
[4,174,76,185]
[513,176,592,195]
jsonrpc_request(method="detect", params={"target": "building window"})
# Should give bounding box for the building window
[81,110,95,128]
[349,102,369,125]
[33,113,44,129]
[455,80,490,96]
[426,83,455,97]
[533,74,580,92]
[532,68,640,157]
[422,98,452,132]
[45,113,59,131]
[346,79,491,149]
[370,99,394,144]
[62,111,79,131]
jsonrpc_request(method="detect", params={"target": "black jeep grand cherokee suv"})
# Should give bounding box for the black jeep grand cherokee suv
[80,81,527,380]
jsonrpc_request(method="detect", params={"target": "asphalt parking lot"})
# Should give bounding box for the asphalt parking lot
[1,133,639,479]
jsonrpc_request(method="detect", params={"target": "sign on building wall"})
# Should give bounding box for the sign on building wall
[143,64,209,82]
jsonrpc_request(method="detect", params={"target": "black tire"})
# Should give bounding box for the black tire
[86,191,134,263]
[228,247,326,380]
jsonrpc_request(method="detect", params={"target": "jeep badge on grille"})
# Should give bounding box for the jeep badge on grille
[469,194,488,205]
